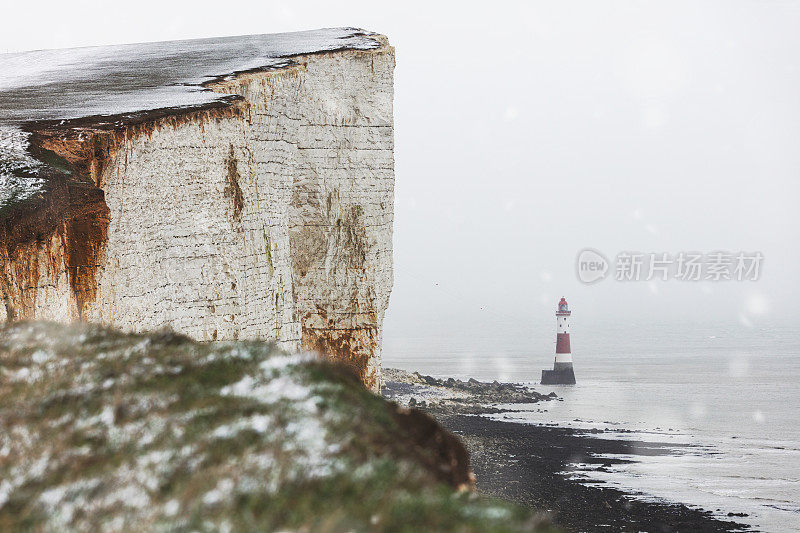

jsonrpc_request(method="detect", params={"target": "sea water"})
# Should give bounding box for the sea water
[383,318,800,532]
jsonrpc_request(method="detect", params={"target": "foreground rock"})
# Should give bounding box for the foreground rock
[0,322,555,531]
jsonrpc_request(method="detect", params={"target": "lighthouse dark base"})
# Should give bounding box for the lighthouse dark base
[541,364,576,385]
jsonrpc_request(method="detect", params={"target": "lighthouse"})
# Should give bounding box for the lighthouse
[541,297,577,385]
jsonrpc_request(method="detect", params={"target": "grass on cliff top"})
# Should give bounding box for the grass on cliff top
[0,321,555,532]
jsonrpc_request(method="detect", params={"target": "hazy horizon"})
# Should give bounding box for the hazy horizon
[3,1,798,337]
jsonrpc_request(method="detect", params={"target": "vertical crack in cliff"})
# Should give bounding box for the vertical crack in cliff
[224,144,245,223]
[332,203,368,269]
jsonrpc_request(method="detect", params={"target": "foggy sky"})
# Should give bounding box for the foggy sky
[2,1,799,338]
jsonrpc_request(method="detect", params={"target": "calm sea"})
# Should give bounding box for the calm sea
[383,318,800,532]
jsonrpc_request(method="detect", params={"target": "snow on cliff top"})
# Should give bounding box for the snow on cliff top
[0,126,46,211]
[0,28,382,124]
[0,28,383,212]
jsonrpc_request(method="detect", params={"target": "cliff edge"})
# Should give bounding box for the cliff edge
[0,28,394,390]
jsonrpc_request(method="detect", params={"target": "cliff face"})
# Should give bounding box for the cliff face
[0,30,394,389]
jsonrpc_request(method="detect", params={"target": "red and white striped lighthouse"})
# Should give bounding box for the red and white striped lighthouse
[541,297,577,384]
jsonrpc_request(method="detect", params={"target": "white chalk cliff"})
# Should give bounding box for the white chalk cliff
[0,29,394,389]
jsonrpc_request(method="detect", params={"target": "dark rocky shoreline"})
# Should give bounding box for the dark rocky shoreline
[439,414,750,533]
[382,369,751,532]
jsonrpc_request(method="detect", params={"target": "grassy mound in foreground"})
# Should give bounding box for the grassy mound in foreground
[0,322,554,532]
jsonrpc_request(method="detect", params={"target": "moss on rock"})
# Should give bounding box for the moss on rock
[0,322,554,532]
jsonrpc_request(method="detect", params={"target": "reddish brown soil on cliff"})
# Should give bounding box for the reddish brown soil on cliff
[1,101,246,321]
[302,324,379,389]
[0,174,109,320]
[65,207,110,316]
[28,100,243,187]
